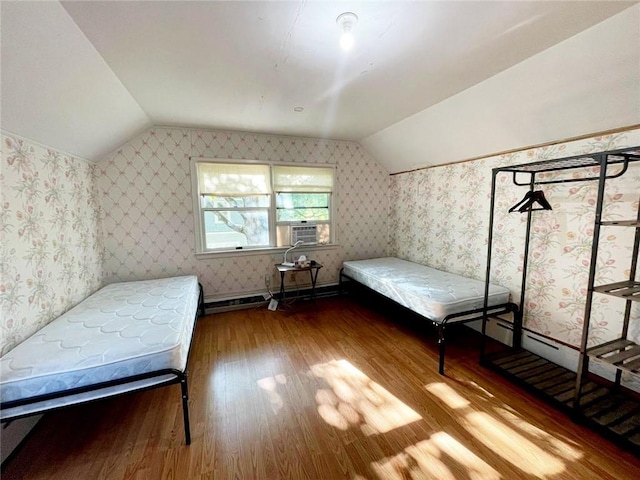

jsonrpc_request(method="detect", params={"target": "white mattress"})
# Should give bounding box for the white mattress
[1,275,200,419]
[342,258,510,323]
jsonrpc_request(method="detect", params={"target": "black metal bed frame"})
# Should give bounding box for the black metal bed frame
[339,268,519,375]
[1,283,205,446]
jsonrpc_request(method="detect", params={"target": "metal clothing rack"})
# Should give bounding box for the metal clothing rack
[481,146,640,455]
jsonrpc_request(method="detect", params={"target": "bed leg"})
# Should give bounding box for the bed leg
[198,283,205,317]
[512,305,523,350]
[180,374,192,445]
[437,324,446,375]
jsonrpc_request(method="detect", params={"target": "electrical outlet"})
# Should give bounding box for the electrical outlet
[264,274,270,288]
[291,272,296,282]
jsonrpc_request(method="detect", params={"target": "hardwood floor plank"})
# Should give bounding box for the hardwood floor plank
[3,297,640,479]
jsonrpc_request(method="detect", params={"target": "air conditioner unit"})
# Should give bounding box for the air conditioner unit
[291,223,317,245]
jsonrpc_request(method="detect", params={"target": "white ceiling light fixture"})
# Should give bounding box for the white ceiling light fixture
[336,12,358,51]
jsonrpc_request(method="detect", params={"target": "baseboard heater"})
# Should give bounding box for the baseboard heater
[203,284,340,313]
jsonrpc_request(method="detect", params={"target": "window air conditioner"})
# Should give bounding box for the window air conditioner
[291,223,317,245]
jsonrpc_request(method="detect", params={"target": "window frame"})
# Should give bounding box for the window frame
[275,192,331,224]
[191,158,337,255]
[201,196,272,250]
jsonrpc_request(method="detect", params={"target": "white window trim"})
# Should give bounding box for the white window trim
[194,243,340,260]
[190,157,338,255]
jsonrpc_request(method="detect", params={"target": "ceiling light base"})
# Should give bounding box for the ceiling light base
[337,12,358,51]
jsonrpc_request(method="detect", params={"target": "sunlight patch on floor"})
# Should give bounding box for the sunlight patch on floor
[257,373,287,414]
[464,411,565,476]
[427,432,501,479]
[311,359,422,434]
[493,407,582,461]
[425,382,470,410]
[425,381,581,478]
[466,380,496,399]
[371,432,500,480]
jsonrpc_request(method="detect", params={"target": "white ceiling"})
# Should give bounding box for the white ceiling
[1,1,636,167]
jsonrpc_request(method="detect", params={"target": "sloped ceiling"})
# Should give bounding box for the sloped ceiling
[362,4,640,171]
[1,1,637,168]
[0,1,152,160]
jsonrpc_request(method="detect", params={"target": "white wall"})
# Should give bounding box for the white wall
[362,5,640,173]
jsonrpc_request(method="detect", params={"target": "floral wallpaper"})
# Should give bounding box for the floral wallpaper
[96,128,389,300]
[0,133,103,356]
[390,129,640,386]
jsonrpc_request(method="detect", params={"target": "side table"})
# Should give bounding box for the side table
[275,263,323,301]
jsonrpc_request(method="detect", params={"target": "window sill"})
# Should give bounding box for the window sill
[195,243,340,260]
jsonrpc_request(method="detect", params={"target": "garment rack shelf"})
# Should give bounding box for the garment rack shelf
[593,281,640,300]
[484,349,640,454]
[601,220,640,227]
[588,339,640,374]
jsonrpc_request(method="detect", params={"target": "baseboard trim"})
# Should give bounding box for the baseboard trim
[203,283,341,314]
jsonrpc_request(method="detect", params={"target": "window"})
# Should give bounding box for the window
[192,160,335,253]
[272,165,333,247]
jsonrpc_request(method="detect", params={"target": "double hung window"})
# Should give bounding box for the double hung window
[193,160,335,253]
[272,165,333,247]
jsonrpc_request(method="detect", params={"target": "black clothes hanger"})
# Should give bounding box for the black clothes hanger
[508,190,552,213]
[508,191,533,213]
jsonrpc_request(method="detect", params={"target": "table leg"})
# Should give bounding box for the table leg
[279,271,285,300]
[309,268,320,301]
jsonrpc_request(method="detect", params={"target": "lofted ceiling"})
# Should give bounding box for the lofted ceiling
[1,1,637,170]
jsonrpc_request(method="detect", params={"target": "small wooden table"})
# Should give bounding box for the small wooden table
[275,263,323,301]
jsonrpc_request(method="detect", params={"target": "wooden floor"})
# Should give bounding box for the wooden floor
[3,297,640,479]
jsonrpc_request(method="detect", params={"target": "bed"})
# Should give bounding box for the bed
[340,257,519,374]
[0,275,203,445]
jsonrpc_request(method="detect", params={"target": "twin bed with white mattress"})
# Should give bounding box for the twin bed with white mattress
[340,257,518,374]
[0,275,203,445]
